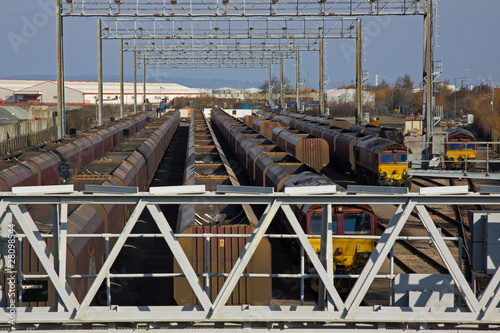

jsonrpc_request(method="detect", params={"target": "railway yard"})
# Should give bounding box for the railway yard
[2,0,500,330]
[1,107,499,331]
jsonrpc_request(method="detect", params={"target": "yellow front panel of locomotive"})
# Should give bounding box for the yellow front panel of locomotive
[379,163,409,182]
[446,150,477,161]
[308,238,375,271]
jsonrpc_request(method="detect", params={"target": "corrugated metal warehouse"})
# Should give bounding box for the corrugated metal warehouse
[0,79,202,105]
[325,88,375,106]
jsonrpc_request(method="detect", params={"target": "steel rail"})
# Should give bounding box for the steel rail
[377,222,447,274]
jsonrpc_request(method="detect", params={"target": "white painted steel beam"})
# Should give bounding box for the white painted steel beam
[55,203,68,312]
[149,185,206,194]
[84,185,138,194]
[419,186,469,195]
[9,204,78,312]
[480,264,500,320]
[415,204,482,314]
[11,185,74,194]
[75,200,147,320]
[147,204,212,311]
[211,200,281,318]
[216,185,274,194]
[3,193,500,206]
[281,204,345,313]
[284,185,337,195]
[3,192,500,327]
[346,185,408,195]
[344,201,416,317]
[5,305,497,324]
[318,204,334,310]
[480,259,500,310]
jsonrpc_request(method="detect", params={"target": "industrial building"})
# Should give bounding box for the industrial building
[325,88,375,106]
[0,79,202,105]
[211,87,261,99]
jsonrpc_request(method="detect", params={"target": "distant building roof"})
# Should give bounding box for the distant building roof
[62,80,200,95]
[325,88,374,95]
[245,88,262,93]
[0,79,46,92]
[0,79,200,96]
[0,106,29,121]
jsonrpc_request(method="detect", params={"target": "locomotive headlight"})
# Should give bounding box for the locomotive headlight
[357,252,370,259]
[335,206,344,213]
[379,171,387,178]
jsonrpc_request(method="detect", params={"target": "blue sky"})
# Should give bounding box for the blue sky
[1,0,499,89]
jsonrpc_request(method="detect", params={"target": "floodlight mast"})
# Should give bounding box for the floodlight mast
[422,0,434,163]
[296,49,300,112]
[120,39,124,119]
[356,18,362,125]
[97,19,103,126]
[56,0,64,138]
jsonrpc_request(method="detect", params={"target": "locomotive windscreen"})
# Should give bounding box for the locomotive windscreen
[310,211,338,235]
[343,213,372,234]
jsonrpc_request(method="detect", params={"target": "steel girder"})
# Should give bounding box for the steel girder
[124,39,321,52]
[127,39,300,69]
[1,186,500,329]
[100,17,357,40]
[134,49,297,61]
[138,57,282,67]
[62,0,426,17]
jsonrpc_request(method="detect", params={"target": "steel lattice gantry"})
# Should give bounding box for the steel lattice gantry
[125,38,322,52]
[99,17,357,119]
[0,186,500,331]
[139,57,285,67]
[136,53,293,66]
[57,0,434,151]
[132,48,297,62]
[118,39,301,113]
[62,0,426,17]
[100,17,357,40]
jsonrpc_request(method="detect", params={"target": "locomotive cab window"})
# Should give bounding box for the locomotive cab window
[466,143,476,150]
[447,143,461,150]
[309,211,338,235]
[343,213,371,234]
[380,153,394,164]
[396,153,407,163]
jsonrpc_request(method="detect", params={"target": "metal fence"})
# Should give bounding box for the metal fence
[0,185,499,330]
[0,119,58,155]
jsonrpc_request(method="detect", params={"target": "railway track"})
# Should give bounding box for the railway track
[5,112,181,307]
[376,222,447,274]
[320,166,449,275]
[412,176,476,278]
